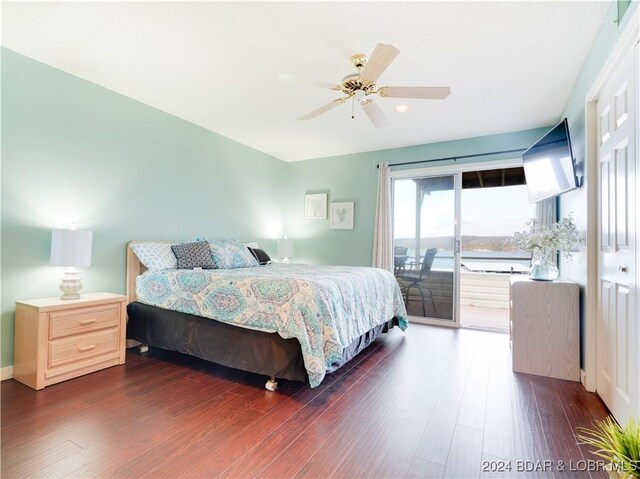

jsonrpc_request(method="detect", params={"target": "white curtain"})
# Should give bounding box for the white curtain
[372,163,393,272]
[536,197,557,264]
[536,197,556,227]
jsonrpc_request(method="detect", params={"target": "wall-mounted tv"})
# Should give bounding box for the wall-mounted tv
[522,118,578,203]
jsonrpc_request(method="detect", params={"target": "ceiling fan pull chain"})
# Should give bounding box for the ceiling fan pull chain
[351,96,355,119]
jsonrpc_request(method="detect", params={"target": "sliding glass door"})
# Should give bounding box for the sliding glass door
[392,174,460,325]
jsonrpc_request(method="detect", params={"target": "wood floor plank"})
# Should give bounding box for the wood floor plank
[261,360,404,478]
[1,398,92,452]
[114,391,256,477]
[482,335,551,462]
[292,414,371,479]
[65,393,255,478]
[443,425,484,478]
[141,407,264,478]
[413,332,479,464]
[457,333,492,430]
[183,333,404,478]
[530,376,588,478]
[406,457,446,478]
[332,408,426,478]
[5,439,83,478]
[61,408,185,478]
[3,392,148,457]
[290,368,408,478]
[550,379,611,479]
[281,346,411,478]
[216,337,405,478]
[1,325,612,479]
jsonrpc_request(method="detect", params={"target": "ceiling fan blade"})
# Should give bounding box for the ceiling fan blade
[298,98,346,121]
[361,100,390,128]
[359,43,400,82]
[277,73,341,91]
[378,86,451,99]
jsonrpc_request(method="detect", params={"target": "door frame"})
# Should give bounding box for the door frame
[390,158,523,328]
[583,8,639,393]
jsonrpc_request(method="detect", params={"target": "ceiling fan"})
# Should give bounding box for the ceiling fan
[279,43,451,128]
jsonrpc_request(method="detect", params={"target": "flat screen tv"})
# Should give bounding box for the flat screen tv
[522,118,578,203]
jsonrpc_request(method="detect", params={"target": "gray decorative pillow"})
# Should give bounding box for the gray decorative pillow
[171,241,216,269]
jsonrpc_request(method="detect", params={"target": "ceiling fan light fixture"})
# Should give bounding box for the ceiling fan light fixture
[286,42,451,128]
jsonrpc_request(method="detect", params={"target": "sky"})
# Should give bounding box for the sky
[393,178,536,239]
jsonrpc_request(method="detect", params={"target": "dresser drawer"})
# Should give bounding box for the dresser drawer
[49,304,120,339]
[48,328,119,369]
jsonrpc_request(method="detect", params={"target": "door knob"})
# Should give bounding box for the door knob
[619,266,628,273]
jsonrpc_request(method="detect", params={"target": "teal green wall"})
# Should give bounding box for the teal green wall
[1,49,288,367]
[3,3,635,369]
[285,128,549,266]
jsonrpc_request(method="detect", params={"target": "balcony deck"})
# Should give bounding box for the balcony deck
[397,269,514,334]
[460,271,510,333]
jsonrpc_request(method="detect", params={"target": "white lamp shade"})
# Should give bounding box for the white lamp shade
[277,238,294,259]
[50,229,93,267]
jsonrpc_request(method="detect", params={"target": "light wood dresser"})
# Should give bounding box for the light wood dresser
[13,292,127,390]
[509,276,580,381]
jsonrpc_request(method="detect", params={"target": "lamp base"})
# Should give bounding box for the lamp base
[59,268,83,300]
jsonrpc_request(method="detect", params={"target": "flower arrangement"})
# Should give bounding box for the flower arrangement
[514,214,580,263]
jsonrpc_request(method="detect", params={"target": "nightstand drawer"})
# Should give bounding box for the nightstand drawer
[49,304,119,339]
[48,328,119,369]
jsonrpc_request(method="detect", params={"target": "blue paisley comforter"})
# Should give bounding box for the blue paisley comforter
[136,263,407,387]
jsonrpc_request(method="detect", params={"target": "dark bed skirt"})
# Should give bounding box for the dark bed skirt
[126,302,399,384]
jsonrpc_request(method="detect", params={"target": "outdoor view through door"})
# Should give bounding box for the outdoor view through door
[393,166,535,330]
[393,174,457,322]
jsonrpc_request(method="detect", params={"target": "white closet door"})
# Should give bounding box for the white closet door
[596,41,638,425]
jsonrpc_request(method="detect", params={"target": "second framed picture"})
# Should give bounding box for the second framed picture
[330,202,354,230]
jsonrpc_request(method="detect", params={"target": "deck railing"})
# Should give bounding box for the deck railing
[395,251,529,311]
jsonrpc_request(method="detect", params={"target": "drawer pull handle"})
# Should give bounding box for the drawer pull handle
[78,344,96,352]
[79,319,96,325]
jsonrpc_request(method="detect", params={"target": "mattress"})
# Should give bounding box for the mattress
[136,263,407,387]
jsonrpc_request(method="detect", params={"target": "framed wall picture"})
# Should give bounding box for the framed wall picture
[304,194,327,220]
[330,202,354,230]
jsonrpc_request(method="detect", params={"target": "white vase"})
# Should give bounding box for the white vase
[529,255,559,281]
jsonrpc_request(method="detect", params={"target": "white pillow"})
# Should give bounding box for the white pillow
[130,242,177,271]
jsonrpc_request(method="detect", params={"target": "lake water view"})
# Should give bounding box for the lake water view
[399,249,532,273]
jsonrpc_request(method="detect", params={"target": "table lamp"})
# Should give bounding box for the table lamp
[50,228,93,299]
[277,236,294,263]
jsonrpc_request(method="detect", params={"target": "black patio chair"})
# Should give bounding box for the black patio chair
[394,246,409,274]
[397,248,438,316]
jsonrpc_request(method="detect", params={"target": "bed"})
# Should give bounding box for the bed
[125,241,407,389]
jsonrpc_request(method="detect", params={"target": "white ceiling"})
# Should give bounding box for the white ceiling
[2,1,611,162]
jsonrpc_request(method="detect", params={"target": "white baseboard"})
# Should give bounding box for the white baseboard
[580,368,597,393]
[1,366,14,381]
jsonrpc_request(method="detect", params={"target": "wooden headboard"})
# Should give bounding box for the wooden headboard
[126,241,174,305]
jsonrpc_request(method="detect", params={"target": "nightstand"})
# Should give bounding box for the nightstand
[13,292,128,390]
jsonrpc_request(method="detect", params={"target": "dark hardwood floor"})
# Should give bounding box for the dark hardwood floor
[1,324,610,478]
